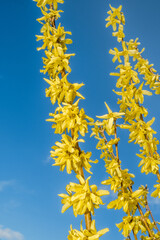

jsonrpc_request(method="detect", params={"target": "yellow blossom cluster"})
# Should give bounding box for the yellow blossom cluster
[47,100,94,136]
[44,75,84,104]
[116,214,154,238]
[106,5,125,32]
[107,186,148,214]
[50,134,98,174]
[68,220,109,240]
[59,175,109,216]
[34,0,64,10]
[34,0,109,238]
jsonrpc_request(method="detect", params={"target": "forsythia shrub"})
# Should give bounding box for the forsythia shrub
[34,1,160,239]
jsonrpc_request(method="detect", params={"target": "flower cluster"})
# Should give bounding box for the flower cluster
[51,134,98,174]
[116,215,151,238]
[44,74,84,105]
[59,175,109,216]
[68,220,109,240]
[47,100,94,136]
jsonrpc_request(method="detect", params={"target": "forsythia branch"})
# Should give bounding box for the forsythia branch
[34,0,109,239]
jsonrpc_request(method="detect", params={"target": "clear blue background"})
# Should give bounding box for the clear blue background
[0,0,160,239]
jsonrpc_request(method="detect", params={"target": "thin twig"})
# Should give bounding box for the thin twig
[145,187,160,232]
[99,126,116,159]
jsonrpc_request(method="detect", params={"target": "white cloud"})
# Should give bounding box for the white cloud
[0,181,14,192]
[148,196,160,205]
[0,226,24,240]
[43,155,52,164]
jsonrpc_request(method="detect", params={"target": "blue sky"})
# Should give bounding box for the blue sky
[0,0,160,239]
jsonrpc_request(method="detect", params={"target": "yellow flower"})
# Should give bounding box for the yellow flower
[34,0,64,9]
[121,41,138,63]
[106,5,125,31]
[37,8,63,24]
[34,0,52,8]
[134,82,152,104]
[41,45,75,78]
[126,118,156,144]
[36,23,72,52]
[112,24,125,42]
[44,74,84,104]
[52,0,64,10]
[151,183,160,198]
[59,175,109,216]
[116,216,147,237]
[127,38,140,51]
[50,134,97,174]
[97,102,124,131]
[68,220,109,240]
[102,169,135,193]
[107,186,147,214]
[109,42,139,64]
[111,64,140,88]
[47,99,93,136]
[109,47,122,63]
[137,152,160,175]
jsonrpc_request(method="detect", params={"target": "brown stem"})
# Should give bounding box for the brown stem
[114,120,138,240]
[85,210,92,230]
[128,186,153,238]
[127,210,137,240]
[99,126,116,159]
[49,4,56,28]
[49,4,92,231]
[157,172,160,182]
[133,233,138,240]
[71,128,92,230]
[61,69,65,78]
[114,120,120,164]
[145,191,160,232]
[138,204,153,237]
[156,167,160,182]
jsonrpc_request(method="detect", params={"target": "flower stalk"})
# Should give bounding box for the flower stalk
[34,0,109,238]
[99,4,160,239]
